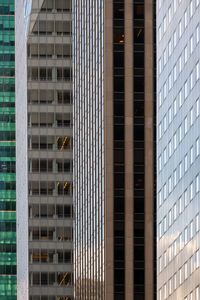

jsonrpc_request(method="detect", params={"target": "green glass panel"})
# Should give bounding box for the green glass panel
[0,1,16,298]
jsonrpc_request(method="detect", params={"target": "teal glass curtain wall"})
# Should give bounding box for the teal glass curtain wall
[0,0,16,299]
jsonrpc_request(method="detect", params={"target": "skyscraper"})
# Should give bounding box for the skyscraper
[0,0,16,299]
[157,0,200,299]
[16,0,73,299]
[73,1,156,299]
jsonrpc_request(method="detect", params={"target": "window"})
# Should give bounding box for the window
[169,209,172,226]
[184,263,188,279]
[197,25,200,43]
[196,287,199,300]
[169,245,172,261]
[168,39,172,56]
[159,256,162,272]
[184,227,188,244]
[169,278,172,295]
[174,64,177,82]
[184,189,188,207]
[197,99,200,117]
[196,175,199,193]
[164,148,167,165]
[174,30,177,47]
[169,106,172,123]
[168,6,172,23]
[174,169,177,186]
[190,35,194,54]
[196,214,199,232]
[184,81,188,99]
[164,251,167,267]
[174,133,177,150]
[184,116,188,135]
[190,182,194,201]
[190,146,194,164]
[190,0,193,17]
[179,162,182,179]
[164,115,167,132]
[179,125,182,142]
[169,140,172,157]
[174,98,177,116]
[164,216,167,232]
[179,196,183,214]
[174,203,177,220]
[190,72,194,90]
[179,55,182,73]
[179,90,182,107]
[196,62,200,80]
[174,240,177,256]
[164,16,167,33]
[158,190,162,206]
[159,25,162,41]
[174,273,177,290]
[164,183,167,200]
[169,73,172,90]
[196,251,200,268]
[184,10,188,28]
[197,138,200,156]
[169,176,172,193]
[179,20,182,38]
[184,45,188,64]
[185,154,188,172]
[190,221,194,238]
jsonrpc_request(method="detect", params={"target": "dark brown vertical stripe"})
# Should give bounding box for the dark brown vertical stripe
[125,0,134,299]
[144,0,154,299]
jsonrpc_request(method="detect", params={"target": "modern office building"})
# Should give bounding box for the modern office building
[157,0,200,299]
[16,0,73,299]
[73,1,156,299]
[0,0,16,299]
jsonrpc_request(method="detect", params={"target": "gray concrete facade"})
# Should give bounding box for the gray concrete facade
[16,0,73,299]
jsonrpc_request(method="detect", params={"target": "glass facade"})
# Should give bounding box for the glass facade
[157,0,200,299]
[0,0,16,299]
